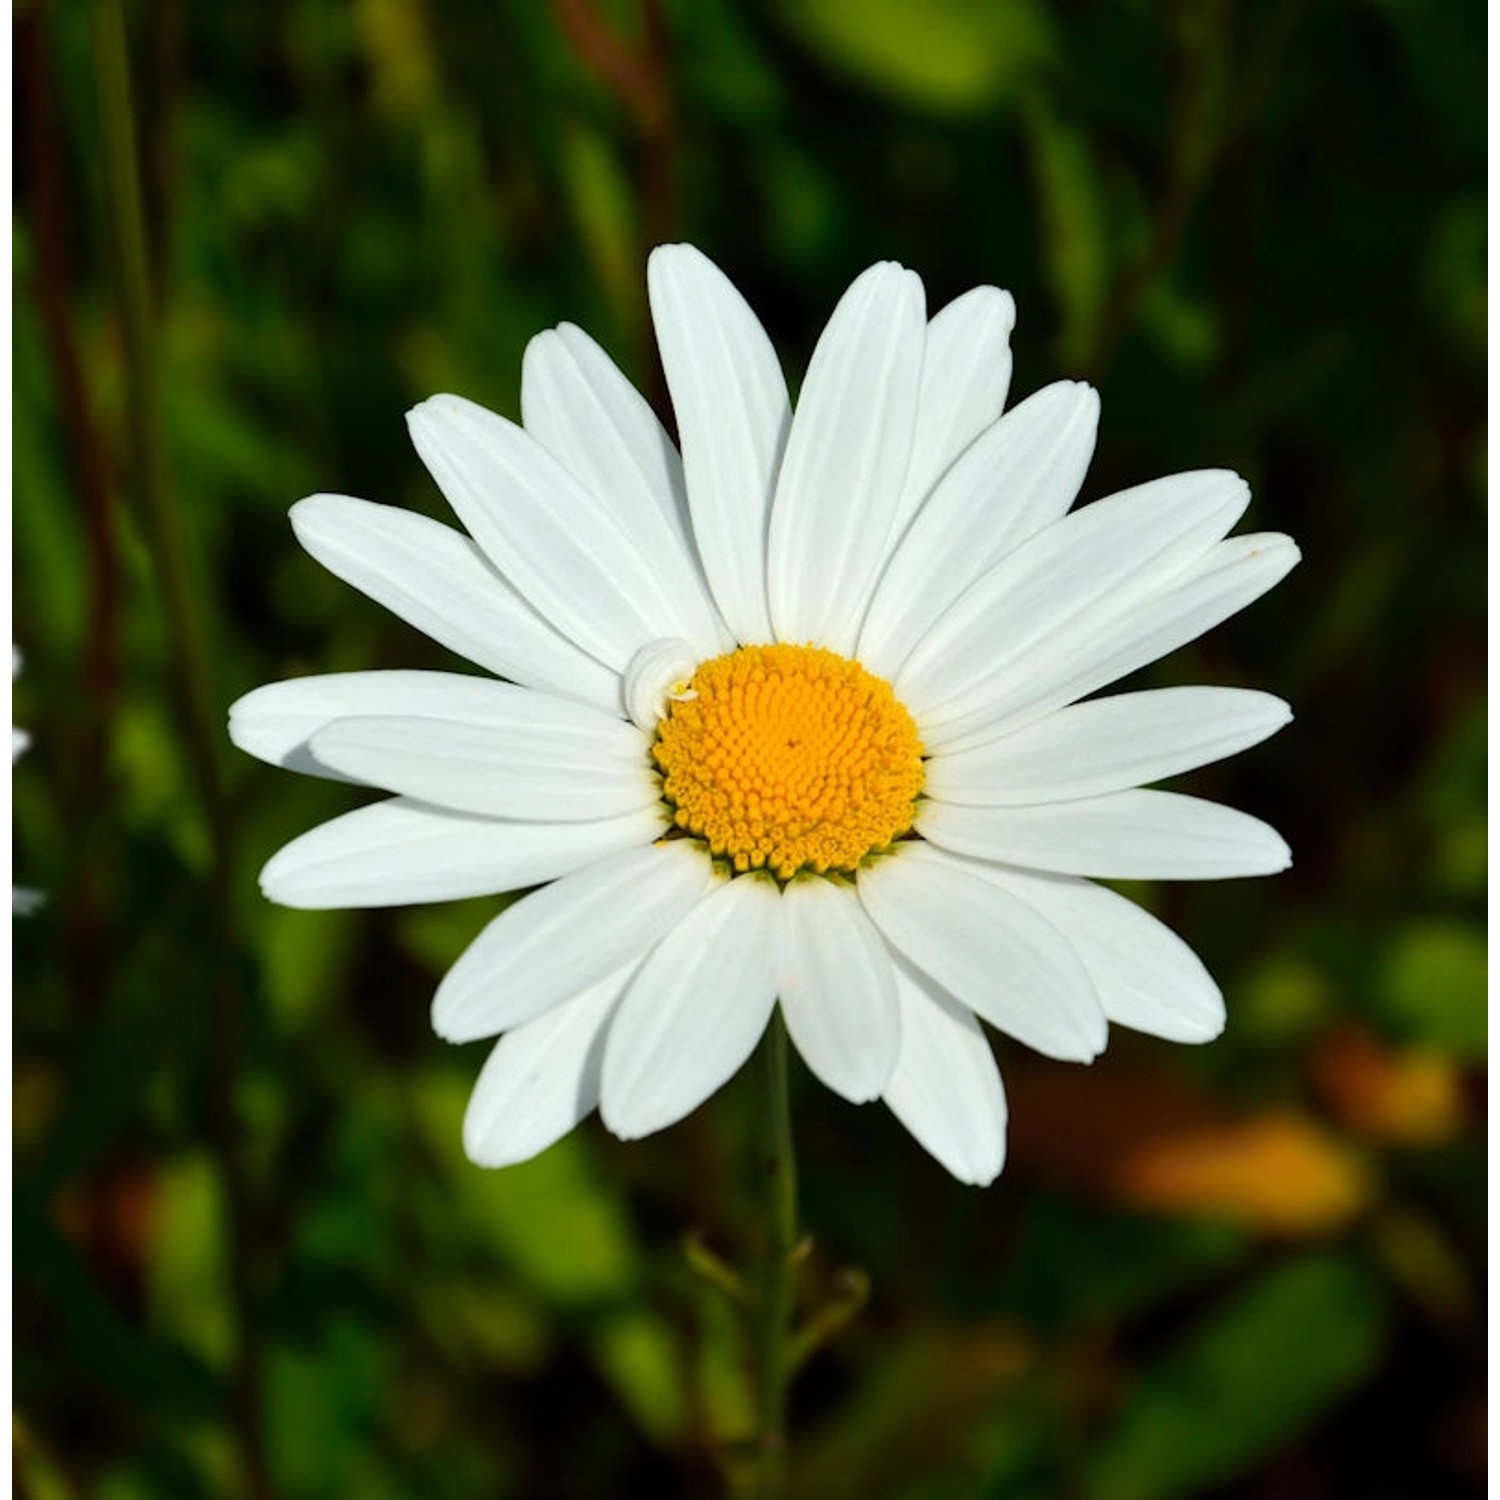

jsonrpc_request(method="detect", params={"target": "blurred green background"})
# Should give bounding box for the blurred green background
[12,0,1486,1496]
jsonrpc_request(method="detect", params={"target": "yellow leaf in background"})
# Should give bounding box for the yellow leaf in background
[1311,1023,1465,1147]
[1112,1110,1374,1237]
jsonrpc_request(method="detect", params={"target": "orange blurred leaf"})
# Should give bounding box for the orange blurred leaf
[1311,1022,1465,1146]
[1006,1064,1374,1235]
[1112,1110,1373,1236]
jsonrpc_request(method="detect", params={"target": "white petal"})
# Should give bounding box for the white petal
[918,789,1292,879]
[622,637,699,733]
[884,965,1006,1186]
[259,798,665,909]
[462,971,627,1168]
[860,382,1100,679]
[230,670,540,784]
[924,532,1301,755]
[600,871,781,1139]
[778,876,900,1104]
[433,841,717,1041]
[977,868,1224,1043]
[893,285,1016,536]
[857,843,1105,1062]
[898,470,1251,728]
[767,263,926,654]
[924,687,1292,806]
[407,394,716,667]
[521,324,730,651]
[648,245,790,644]
[290,495,619,713]
[308,705,654,821]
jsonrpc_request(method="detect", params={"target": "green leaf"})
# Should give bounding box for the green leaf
[146,1154,234,1373]
[1412,700,1486,898]
[1376,920,1487,1060]
[267,1319,391,1497]
[418,1278,551,1372]
[592,1307,688,1444]
[396,896,512,980]
[14,1208,220,1422]
[1018,89,1111,367]
[671,0,787,125]
[1234,952,1336,1045]
[560,121,642,342]
[413,1066,641,1305]
[994,1196,1245,1336]
[775,0,1052,115]
[260,904,361,1032]
[411,1066,688,1443]
[1139,278,1219,369]
[1085,1254,1387,1500]
[12,275,89,659]
[1422,196,1486,364]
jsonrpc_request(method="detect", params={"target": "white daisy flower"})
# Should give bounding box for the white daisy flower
[231,247,1299,1186]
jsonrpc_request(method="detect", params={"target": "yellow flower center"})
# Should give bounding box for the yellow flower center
[653,643,925,881]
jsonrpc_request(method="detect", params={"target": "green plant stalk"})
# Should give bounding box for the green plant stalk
[89,0,223,821]
[89,4,267,1493]
[751,1011,800,1498]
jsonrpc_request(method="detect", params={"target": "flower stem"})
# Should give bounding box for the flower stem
[89,6,268,1494]
[751,1011,799,1498]
[89,0,222,812]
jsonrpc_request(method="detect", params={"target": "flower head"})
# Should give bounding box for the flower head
[231,247,1298,1185]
